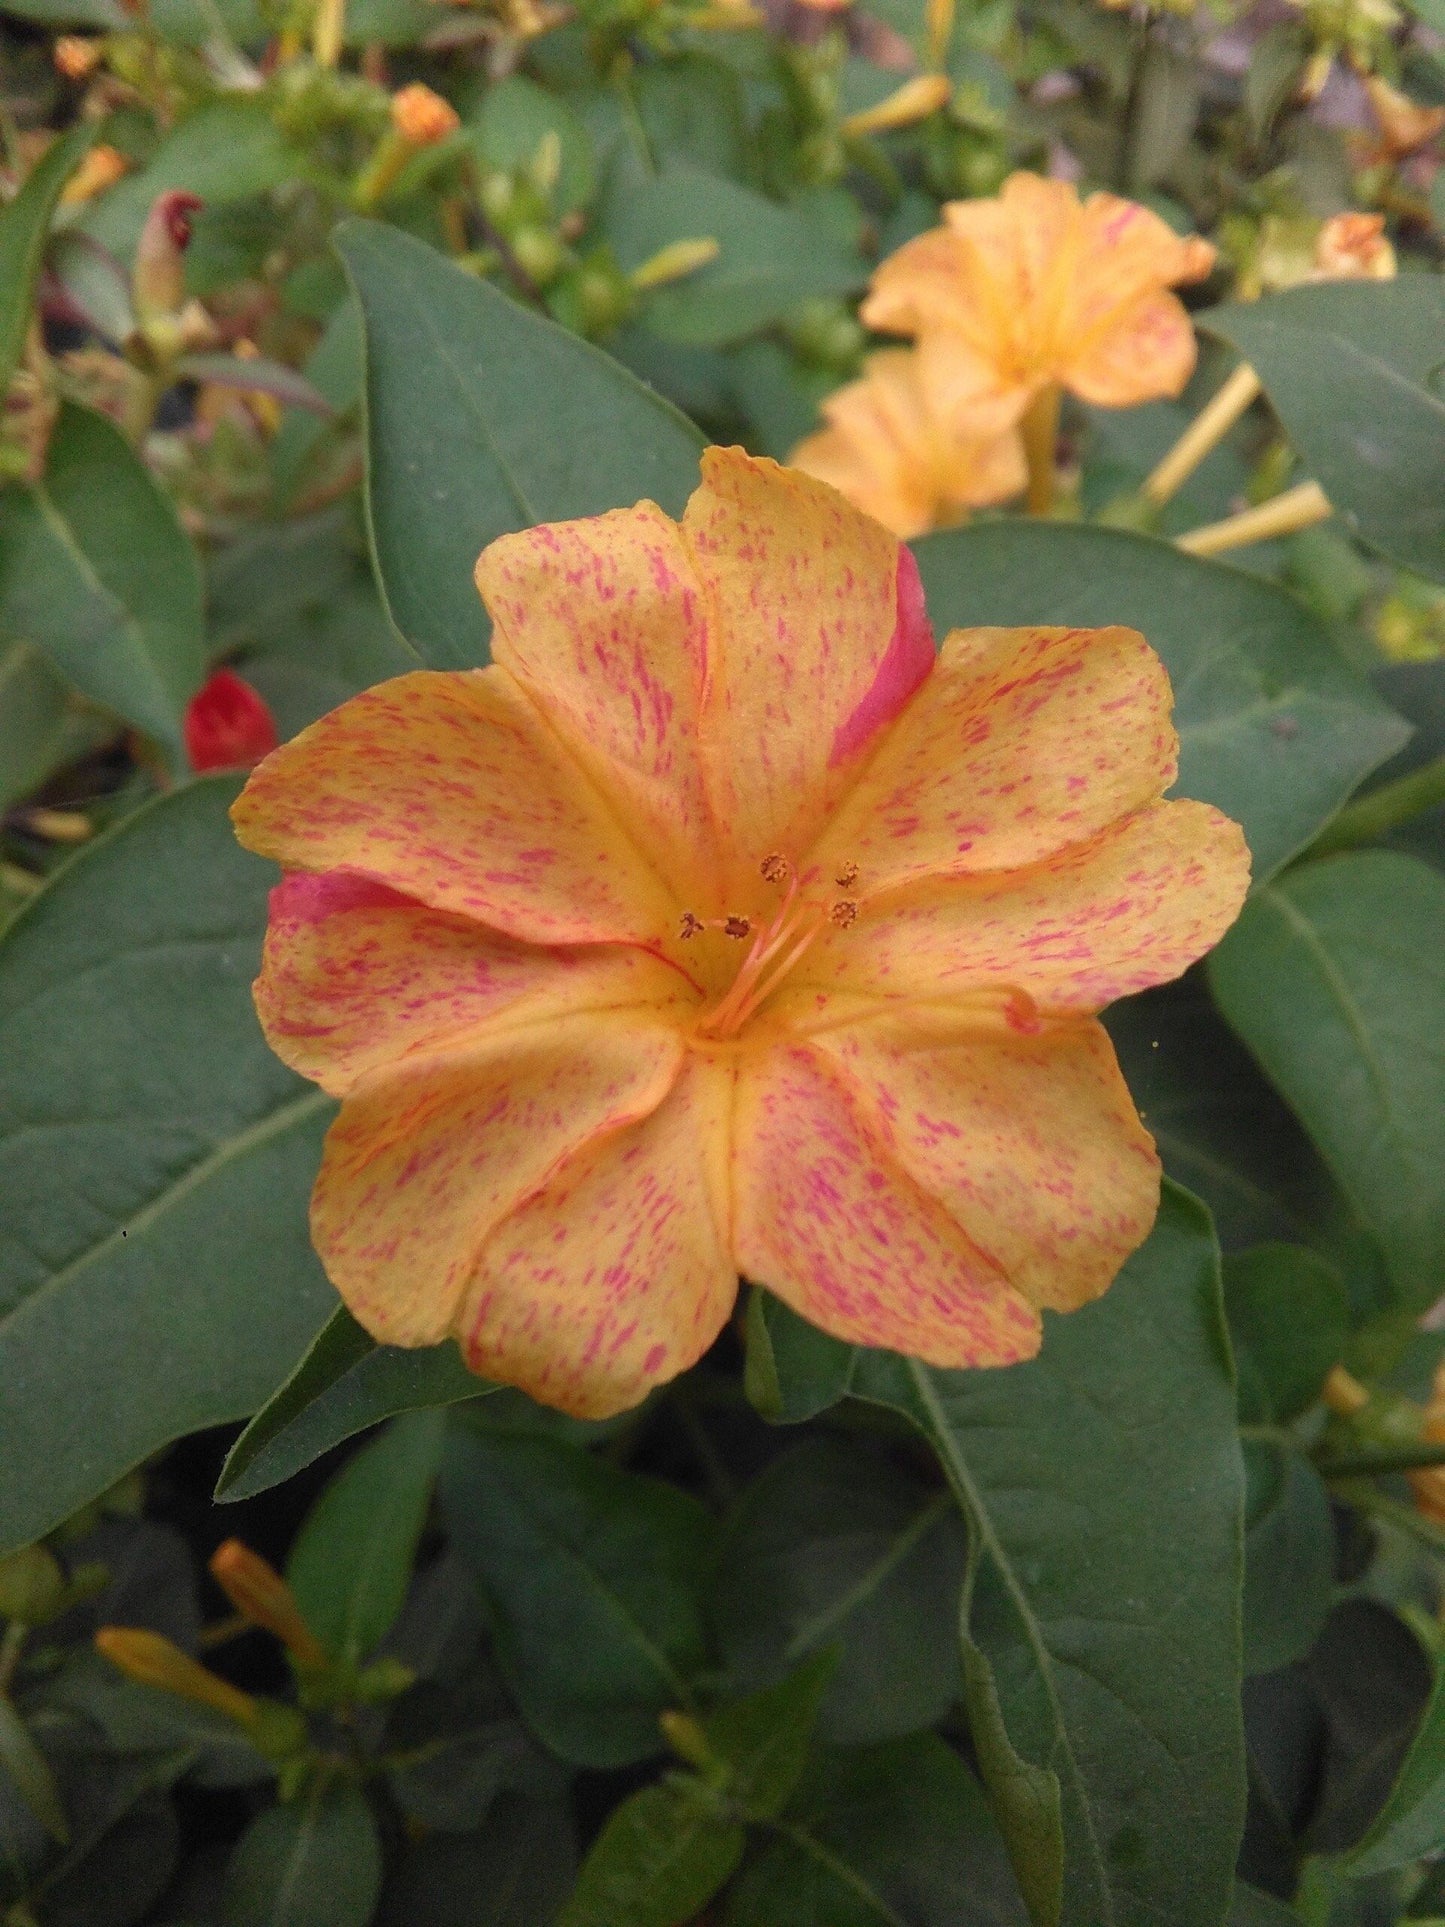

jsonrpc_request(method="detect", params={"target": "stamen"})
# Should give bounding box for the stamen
[829,900,858,928]
[723,915,752,940]
[834,861,860,889]
[760,853,790,885]
[678,912,704,941]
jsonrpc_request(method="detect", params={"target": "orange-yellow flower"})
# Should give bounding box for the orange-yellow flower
[790,349,1025,539]
[861,171,1216,438]
[1311,211,1395,281]
[232,450,1248,1418]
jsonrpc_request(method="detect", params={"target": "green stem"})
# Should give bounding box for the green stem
[1318,1439,1445,1478]
[0,1622,27,1698]
[1021,384,1060,517]
[1304,753,1445,860]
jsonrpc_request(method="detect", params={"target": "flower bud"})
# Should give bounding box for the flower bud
[1312,211,1395,282]
[54,35,102,79]
[0,1546,66,1625]
[58,143,129,208]
[841,73,952,138]
[95,1627,260,1727]
[208,1540,328,1670]
[510,223,567,287]
[390,82,460,147]
[184,670,279,774]
[132,190,203,331]
[629,236,719,292]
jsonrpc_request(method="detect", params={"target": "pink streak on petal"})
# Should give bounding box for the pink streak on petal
[828,546,935,768]
[270,871,417,924]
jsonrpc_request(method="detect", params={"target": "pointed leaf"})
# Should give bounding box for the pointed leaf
[223,1780,381,1927]
[0,124,95,398]
[1349,1659,1445,1874]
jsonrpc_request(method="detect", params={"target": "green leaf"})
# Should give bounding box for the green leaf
[852,1183,1246,1927]
[335,220,703,670]
[742,1290,856,1424]
[605,163,865,346]
[81,100,300,261]
[705,1649,839,1818]
[0,1697,68,1845]
[1224,1243,1348,1423]
[471,76,596,212]
[559,1779,744,1927]
[286,1411,446,1667]
[722,1733,1028,1927]
[1303,1599,1433,1852]
[0,642,77,815]
[439,1429,713,1767]
[0,403,205,755]
[1241,1442,1333,1676]
[1202,281,1445,585]
[711,1436,963,1746]
[1229,1885,1303,1926]
[913,520,1410,883]
[375,1794,576,1927]
[222,1779,381,1927]
[1208,851,1445,1311]
[0,123,95,401]
[217,1304,493,1502]
[1348,1659,1445,1874]
[0,780,334,1554]
[632,55,748,177]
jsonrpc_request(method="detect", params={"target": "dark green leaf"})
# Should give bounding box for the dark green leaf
[222,1780,381,1927]
[0,404,205,755]
[51,1652,271,1789]
[705,1649,838,1818]
[335,220,703,669]
[559,1779,743,1927]
[913,521,1410,882]
[1202,281,1445,584]
[1224,1243,1348,1422]
[742,1290,856,1424]
[0,123,95,400]
[0,642,79,815]
[287,1411,446,1667]
[1241,1442,1333,1676]
[711,1436,963,1745]
[1348,1658,1445,1874]
[0,1698,68,1844]
[1209,851,1445,1311]
[1304,1600,1432,1852]
[723,1733,1028,1927]
[439,1429,713,1767]
[1229,1885,1302,1926]
[606,164,865,346]
[852,1183,1246,1927]
[217,1304,493,1502]
[375,1795,576,1927]
[384,1665,546,1832]
[0,780,334,1554]
[471,76,595,211]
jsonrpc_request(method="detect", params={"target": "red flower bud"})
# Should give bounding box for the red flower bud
[184,670,278,773]
[133,190,205,328]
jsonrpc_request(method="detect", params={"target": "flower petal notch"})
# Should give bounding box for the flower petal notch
[861,170,1216,436]
[233,449,1250,1418]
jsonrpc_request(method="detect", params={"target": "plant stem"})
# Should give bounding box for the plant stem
[1303,753,1445,859]
[1143,363,1261,507]
[1021,384,1060,517]
[1317,1438,1445,1478]
[1175,478,1331,557]
[0,1622,27,1698]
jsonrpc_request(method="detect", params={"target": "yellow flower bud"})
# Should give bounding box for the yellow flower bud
[390,83,460,148]
[95,1627,260,1728]
[58,144,128,207]
[842,73,953,138]
[208,1540,329,1670]
[629,236,720,292]
[54,35,101,79]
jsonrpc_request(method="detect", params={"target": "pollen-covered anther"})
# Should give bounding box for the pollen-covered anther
[829,900,859,929]
[723,915,753,940]
[760,853,790,885]
[834,861,860,889]
[678,912,704,940]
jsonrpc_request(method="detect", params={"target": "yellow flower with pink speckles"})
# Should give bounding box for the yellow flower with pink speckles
[232,449,1248,1417]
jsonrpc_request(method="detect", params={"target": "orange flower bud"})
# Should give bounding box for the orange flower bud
[390,83,460,148]
[95,1627,259,1727]
[208,1540,328,1669]
[58,144,128,208]
[841,74,953,139]
[1312,211,1395,281]
[54,35,101,79]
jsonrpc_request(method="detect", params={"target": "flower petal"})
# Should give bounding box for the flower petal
[475,502,718,905]
[232,669,674,946]
[807,624,1177,894]
[682,448,932,887]
[802,798,1250,1011]
[310,1014,684,1349]
[457,1055,737,1417]
[1064,289,1200,409]
[732,1039,1041,1366]
[257,872,691,1098]
[812,1012,1160,1311]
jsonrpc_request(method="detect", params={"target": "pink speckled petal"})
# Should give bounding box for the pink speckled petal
[475,502,720,905]
[310,1014,684,1349]
[813,1011,1160,1312]
[807,624,1177,894]
[457,1054,737,1417]
[732,1039,1041,1366]
[232,669,675,947]
[1064,289,1201,408]
[257,872,693,1099]
[682,449,930,891]
[801,797,1249,1012]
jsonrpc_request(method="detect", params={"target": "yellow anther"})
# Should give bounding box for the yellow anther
[760,853,790,885]
[830,900,858,928]
[834,861,860,889]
